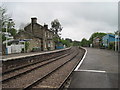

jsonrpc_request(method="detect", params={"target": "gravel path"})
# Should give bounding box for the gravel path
[2,48,77,88]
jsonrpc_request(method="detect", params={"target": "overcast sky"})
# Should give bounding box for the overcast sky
[1,1,118,41]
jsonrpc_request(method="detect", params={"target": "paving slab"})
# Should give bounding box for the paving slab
[69,47,118,88]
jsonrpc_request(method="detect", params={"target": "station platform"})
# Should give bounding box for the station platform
[2,51,45,60]
[69,47,118,88]
[2,47,70,61]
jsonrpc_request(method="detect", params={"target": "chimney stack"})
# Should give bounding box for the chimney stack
[44,24,48,29]
[31,17,37,24]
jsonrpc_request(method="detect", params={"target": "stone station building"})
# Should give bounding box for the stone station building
[15,17,55,52]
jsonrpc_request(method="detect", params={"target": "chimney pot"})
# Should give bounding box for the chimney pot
[31,17,37,24]
[44,24,48,29]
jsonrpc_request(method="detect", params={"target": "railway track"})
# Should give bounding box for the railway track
[27,47,84,89]
[24,50,79,89]
[2,47,84,89]
[2,47,71,74]
[2,53,72,83]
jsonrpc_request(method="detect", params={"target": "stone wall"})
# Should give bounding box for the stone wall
[28,38,41,52]
[2,47,71,73]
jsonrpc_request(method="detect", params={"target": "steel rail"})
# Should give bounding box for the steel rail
[58,48,85,89]
[2,52,72,83]
[23,51,79,90]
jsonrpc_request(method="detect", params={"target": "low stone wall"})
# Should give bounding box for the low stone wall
[2,47,71,73]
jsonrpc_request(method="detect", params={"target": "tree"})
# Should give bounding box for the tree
[60,38,71,47]
[7,18,15,29]
[0,6,9,42]
[51,19,63,35]
[2,34,6,42]
[65,38,72,43]
[8,19,16,36]
[80,38,90,47]
[89,32,106,44]
[25,41,29,52]
[8,28,17,36]
[114,30,119,35]
[0,6,9,28]
[73,40,81,46]
[0,6,16,41]
[51,19,63,45]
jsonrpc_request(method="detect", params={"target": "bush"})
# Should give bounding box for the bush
[21,48,24,53]
[25,41,29,52]
[32,47,41,52]
[108,42,115,50]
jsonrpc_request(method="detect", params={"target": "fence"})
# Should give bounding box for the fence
[6,44,24,54]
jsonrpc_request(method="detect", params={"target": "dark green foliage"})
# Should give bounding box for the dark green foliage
[108,42,115,50]
[114,30,119,35]
[32,47,41,52]
[0,6,9,27]
[60,39,71,47]
[53,37,60,43]
[73,40,80,46]
[1,6,16,42]
[51,19,62,35]
[7,28,17,36]
[89,32,107,43]
[2,28,17,42]
[65,38,72,43]
[2,28,6,32]
[51,19,63,48]
[2,28,17,36]
[25,41,29,52]
[21,48,24,53]
[80,38,90,47]
[2,34,6,42]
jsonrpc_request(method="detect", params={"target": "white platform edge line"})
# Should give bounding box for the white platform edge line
[74,47,87,71]
[76,69,106,73]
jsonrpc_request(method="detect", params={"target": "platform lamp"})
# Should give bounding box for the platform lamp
[115,30,119,52]
[5,18,13,54]
[5,20,8,55]
[115,35,117,52]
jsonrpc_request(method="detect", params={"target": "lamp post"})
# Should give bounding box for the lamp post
[117,31,120,52]
[5,18,13,54]
[5,21,8,55]
[115,35,117,51]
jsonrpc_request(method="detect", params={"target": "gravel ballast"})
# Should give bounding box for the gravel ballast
[2,47,77,88]
[2,47,85,89]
